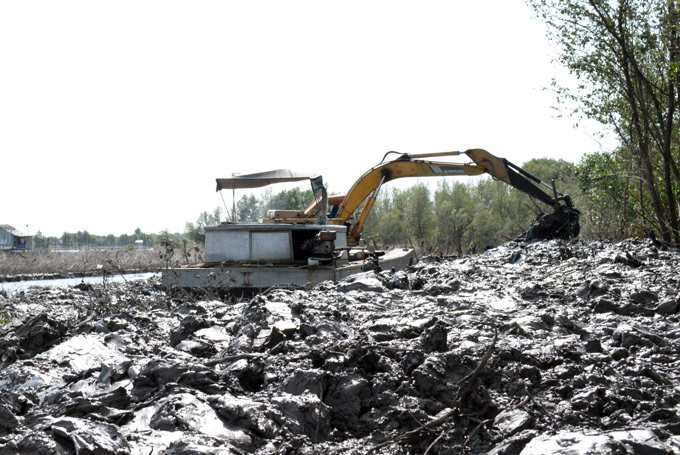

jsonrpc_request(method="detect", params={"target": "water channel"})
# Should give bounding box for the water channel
[0,272,157,293]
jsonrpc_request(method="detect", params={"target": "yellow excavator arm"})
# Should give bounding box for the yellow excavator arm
[261,148,577,245]
[330,151,483,243]
[325,149,575,244]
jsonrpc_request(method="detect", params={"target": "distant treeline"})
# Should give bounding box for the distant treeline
[32,228,160,249]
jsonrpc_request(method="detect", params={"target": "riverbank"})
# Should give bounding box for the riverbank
[0,247,198,282]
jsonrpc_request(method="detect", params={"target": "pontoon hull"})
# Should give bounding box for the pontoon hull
[161,248,415,290]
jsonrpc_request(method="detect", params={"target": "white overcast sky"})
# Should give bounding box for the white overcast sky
[1,1,612,238]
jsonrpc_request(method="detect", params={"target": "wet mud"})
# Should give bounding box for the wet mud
[1,238,680,454]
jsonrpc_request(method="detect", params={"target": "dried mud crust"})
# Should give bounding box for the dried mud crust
[0,239,679,454]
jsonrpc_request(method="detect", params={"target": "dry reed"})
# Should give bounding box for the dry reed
[0,247,198,278]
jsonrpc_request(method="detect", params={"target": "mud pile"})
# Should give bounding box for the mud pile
[1,239,679,454]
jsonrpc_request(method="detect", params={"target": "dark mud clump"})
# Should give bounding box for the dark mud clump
[525,206,581,241]
[1,239,680,454]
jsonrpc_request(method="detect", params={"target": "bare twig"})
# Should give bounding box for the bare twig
[464,418,493,450]
[454,329,498,405]
[424,433,445,455]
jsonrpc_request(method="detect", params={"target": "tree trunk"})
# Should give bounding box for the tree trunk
[614,4,671,243]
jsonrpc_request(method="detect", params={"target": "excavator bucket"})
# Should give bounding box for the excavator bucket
[464,149,581,241]
[526,205,581,241]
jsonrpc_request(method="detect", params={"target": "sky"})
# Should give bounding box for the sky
[0,1,613,238]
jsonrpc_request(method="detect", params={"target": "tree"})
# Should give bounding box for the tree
[578,150,642,239]
[60,232,73,248]
[75,230,91,247]
[264,187,314,212]
[468,203,502,249]
[185,207,222,244]
[33,231,47,249]
[118,233,131,247]
[528,0,680,244]
[377,210,406,246]
[404,183,433,243]
[362,187,406,246]
[236,195,262,222]
[433,181,474,254]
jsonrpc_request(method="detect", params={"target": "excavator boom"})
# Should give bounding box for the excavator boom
[334,157,485,224]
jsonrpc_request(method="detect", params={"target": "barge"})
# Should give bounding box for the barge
[161,222,415,291]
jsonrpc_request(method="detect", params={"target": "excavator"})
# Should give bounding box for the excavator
[165,149,579,290]
[255,148,580,245]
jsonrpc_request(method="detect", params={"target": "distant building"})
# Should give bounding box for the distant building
[0,225,32,250]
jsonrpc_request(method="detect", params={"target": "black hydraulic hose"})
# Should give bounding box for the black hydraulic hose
[506,167,555,206]
[381,151,407,163]
[506,160,563,196]
[506,160,542,184]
